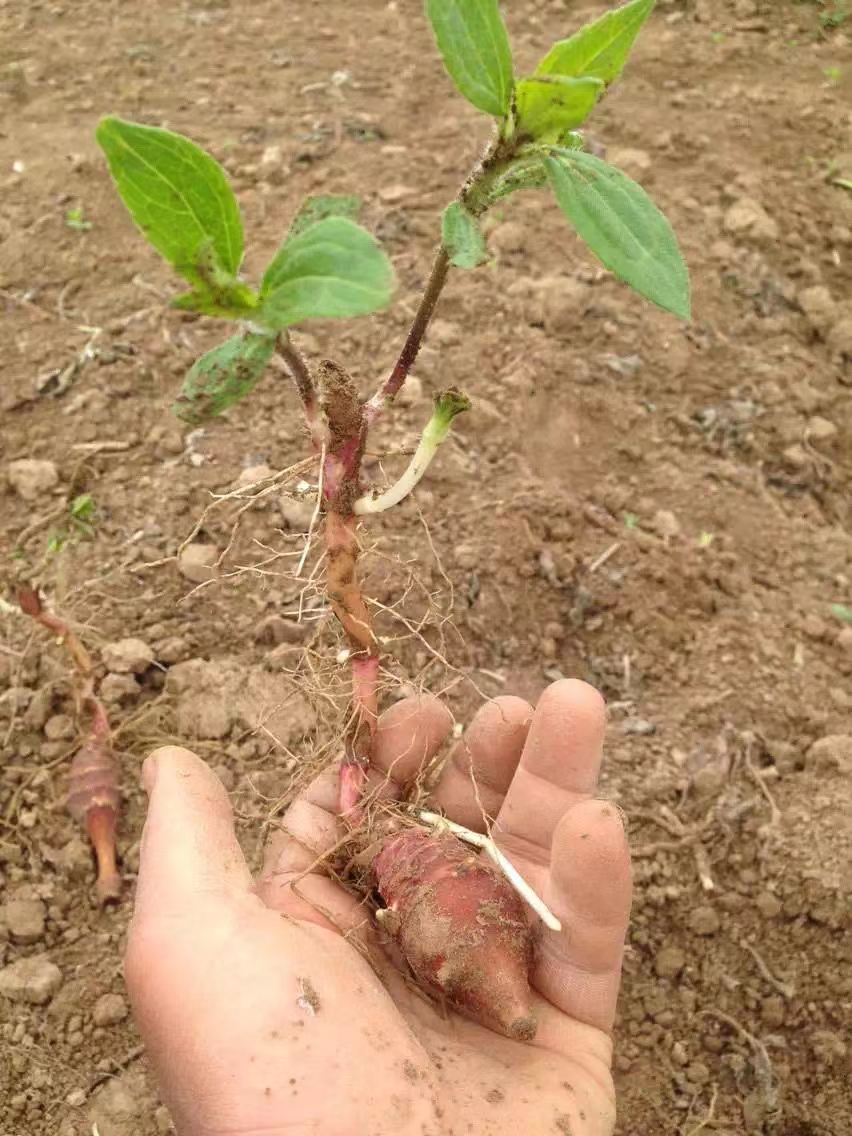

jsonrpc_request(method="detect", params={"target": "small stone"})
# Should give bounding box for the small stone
[92,992,128,1027]
[806,735,852,774]
[837,627,852,655]
[810,1029,847,1067]
[723,197,779,244]
[453,543,479,571]
[156,636,190,665]
[807,416,838,443]
[761,996,785,1028]
[100,673,141,704]
[378,183,415,204]
[429,319,461,346]
[102,638,154,674]
[178,543,219,584]
[828,315,852,357]
[755,891,782,919]
[489,220,527,254]
[689,905,720,936]
[623,718,656,736]
[655,945,686,978]
[671,1040,688,1066]
[44,713,75,741]
[782,443,809,469]
[154,1105,173,1134]
[66,1088,87,1108]
[0,954,62,1004]
[537,276,591,337]
[23,687,52,730]
[797,285,836,335]
[254,614,309,646]
[686,1061,710,1085]
[651,509,680,541]
[236,463,273,488]
[606,147,652,176]
[3,897,47,943]
[6,458,59,501]
[279,495,316,531]
[764,738,799,774]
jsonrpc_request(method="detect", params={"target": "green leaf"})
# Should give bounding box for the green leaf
[425,0,514,117]
[442,202,489,268]
[258,216,394,328]
[831,603,852,625]
[537,0,655,85]
[172,331,276,424]
[96,116,244,287]
[545,150,690,319]
[515,75,604,141]
[171,247,259,318]
[288,194,362,239]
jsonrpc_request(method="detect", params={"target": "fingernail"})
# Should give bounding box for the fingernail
[141,754,159,795]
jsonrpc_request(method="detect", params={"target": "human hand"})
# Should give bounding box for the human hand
[126,679,632,1136]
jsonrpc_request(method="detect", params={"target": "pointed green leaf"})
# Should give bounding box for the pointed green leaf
[96,117,244,287]
[172,331,276,424]
[425,0,514,117]
[288,194,362,239]
[545,150,690,319]
[515,75,604,141]
[258,216,394,328]
[442,202,489,268]
[537,0,655,85]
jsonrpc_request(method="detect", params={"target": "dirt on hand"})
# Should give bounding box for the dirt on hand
[1,1,851,1134]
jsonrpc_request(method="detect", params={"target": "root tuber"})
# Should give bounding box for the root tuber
[18,588,121,904]
[66,736,122,904]
[373,827,537,1040]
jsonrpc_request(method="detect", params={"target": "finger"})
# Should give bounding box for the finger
[429,695,533,830]
[495,680,606,855]
[371,694,454,788]
[134,747,253,925]
[536,799,632,1033]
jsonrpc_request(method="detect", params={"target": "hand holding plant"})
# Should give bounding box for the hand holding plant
[101,0,682,1044]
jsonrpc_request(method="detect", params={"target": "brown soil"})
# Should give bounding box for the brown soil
[1,1,851,1134]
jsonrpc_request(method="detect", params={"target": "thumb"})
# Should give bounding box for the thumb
[133,746,253,925]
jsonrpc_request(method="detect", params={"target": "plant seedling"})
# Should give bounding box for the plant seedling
[97,0,689,1038]
[65,206,93,231]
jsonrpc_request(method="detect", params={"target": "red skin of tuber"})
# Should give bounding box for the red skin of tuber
[18,588,121,905]
[67,735,122,904]
[373,827,537,1041]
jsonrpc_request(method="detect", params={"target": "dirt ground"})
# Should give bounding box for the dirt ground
[1,0,851,1133]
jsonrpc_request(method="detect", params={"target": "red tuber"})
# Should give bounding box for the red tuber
[373,828,537,1040]
[18,588,121,904]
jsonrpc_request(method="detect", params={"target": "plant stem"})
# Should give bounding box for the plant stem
[365,245,450,424]
[365,130,517,423]
[315,363,380,818]
[276,335,327,450]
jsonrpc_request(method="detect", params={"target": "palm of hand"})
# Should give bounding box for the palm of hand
[127,681,631,1136]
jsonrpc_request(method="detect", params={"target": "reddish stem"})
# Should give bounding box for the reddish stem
[314,363,382,819]
[365,245,450,425]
